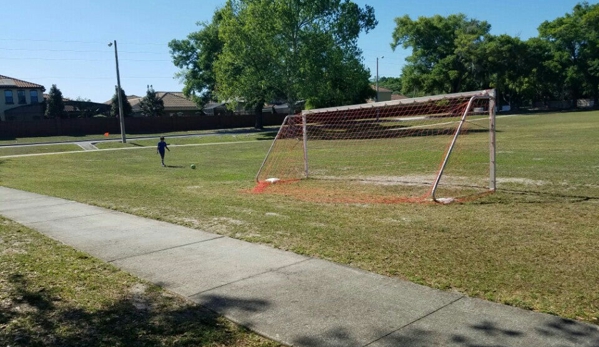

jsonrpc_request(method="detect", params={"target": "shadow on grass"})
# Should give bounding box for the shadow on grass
[481,188,599,205]
[257,132,277,141]
[0,274,275,347]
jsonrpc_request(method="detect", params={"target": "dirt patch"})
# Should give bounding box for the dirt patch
[129,283,151,311]
[497,177,547,186]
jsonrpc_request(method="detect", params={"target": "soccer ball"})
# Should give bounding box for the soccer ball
[190,164,196,169]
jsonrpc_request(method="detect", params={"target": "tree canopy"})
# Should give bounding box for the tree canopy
[110,88,133,118]
[390,2,599,109]
[170,0,377,127]
[391,14,491,95]
[538,1,599,104]
[139,86,165,117]
[169,10,224,107]
[45,84,65,119]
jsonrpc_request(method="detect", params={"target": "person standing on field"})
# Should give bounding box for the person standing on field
[157,136,170,167]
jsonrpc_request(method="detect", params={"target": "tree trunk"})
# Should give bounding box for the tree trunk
[593,82,599,109]
[254,102,264,130]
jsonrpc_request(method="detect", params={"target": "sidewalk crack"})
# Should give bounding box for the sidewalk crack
[363,296,465,346]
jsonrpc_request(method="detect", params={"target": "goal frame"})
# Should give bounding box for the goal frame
[256,89,496,202]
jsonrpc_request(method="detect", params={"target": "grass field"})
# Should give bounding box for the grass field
[1,111,598,328]
[0,144,82,156]
[94,132,272,149]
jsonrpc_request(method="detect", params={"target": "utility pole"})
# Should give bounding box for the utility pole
[376,56,384,102]
[109,40,126,143]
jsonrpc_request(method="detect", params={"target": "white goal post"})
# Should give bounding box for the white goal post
[256,89,496,203]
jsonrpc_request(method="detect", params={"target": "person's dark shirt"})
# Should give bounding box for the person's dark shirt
[157,141,168,152]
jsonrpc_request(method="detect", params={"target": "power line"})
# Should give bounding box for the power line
[0,57,171,62]
[0,47,167,54]
[0,38,169,46]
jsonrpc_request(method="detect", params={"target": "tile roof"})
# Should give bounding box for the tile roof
[391,93,408,100]
[370,85,393,93]
[0,74,45,89]
[128,92,200,111]
[157,92,199,110]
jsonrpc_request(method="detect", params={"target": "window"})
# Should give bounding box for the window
[17,90,26,104]
[4,90,13,104]
[30,90,39,103]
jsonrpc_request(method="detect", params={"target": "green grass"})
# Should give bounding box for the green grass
[0,111,598,326]
[0,217,281,347]
[94,132,273,149]
[0,144,83,156]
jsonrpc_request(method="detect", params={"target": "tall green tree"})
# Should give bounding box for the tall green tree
[44,84,65,119]
[139,86,165,117]
[538,1,599,106]
[480,35,538,109]
[170,0,377,128]
[391,14,491,95]
[169,9,224,107]
[110,87,133,118]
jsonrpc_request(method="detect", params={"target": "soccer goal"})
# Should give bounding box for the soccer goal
[255,89,496,203]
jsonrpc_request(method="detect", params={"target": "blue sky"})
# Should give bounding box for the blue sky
[2,0,592,102]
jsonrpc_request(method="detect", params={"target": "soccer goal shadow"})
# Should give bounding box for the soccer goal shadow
[478,188,599,204]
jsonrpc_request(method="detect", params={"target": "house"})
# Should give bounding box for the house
[0,75,45,121]
[375,86,393,102]
[391,93,408,101]
[203,99,254,116]
[128,92,203,117]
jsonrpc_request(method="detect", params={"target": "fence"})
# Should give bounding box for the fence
[0,113,287,139]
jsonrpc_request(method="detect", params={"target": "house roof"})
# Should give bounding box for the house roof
[157,92,198,110]
[128,92,200,111]
[0,74,45,90]
[371,85,393,93]
[391,93,408,100]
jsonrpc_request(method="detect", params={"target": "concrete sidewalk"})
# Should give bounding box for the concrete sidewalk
[1,186,598,347]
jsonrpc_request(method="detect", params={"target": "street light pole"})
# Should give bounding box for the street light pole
[109,40,126,143]
[376,56,384,102]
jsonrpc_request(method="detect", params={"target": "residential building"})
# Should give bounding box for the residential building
[0,75,45,121]
[128,92,203,117]
[374,86,393,102]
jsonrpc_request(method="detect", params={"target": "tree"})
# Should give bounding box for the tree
[479,35,538,109]
[376,77,403,94]
[72,97,96,118]
[391,14,491,95]
[139,86,165,117]
[170,0,377,128]
[169,9,224,107]
[44,84,65,119]
[110,87,133,118]
[538,2,599,107]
